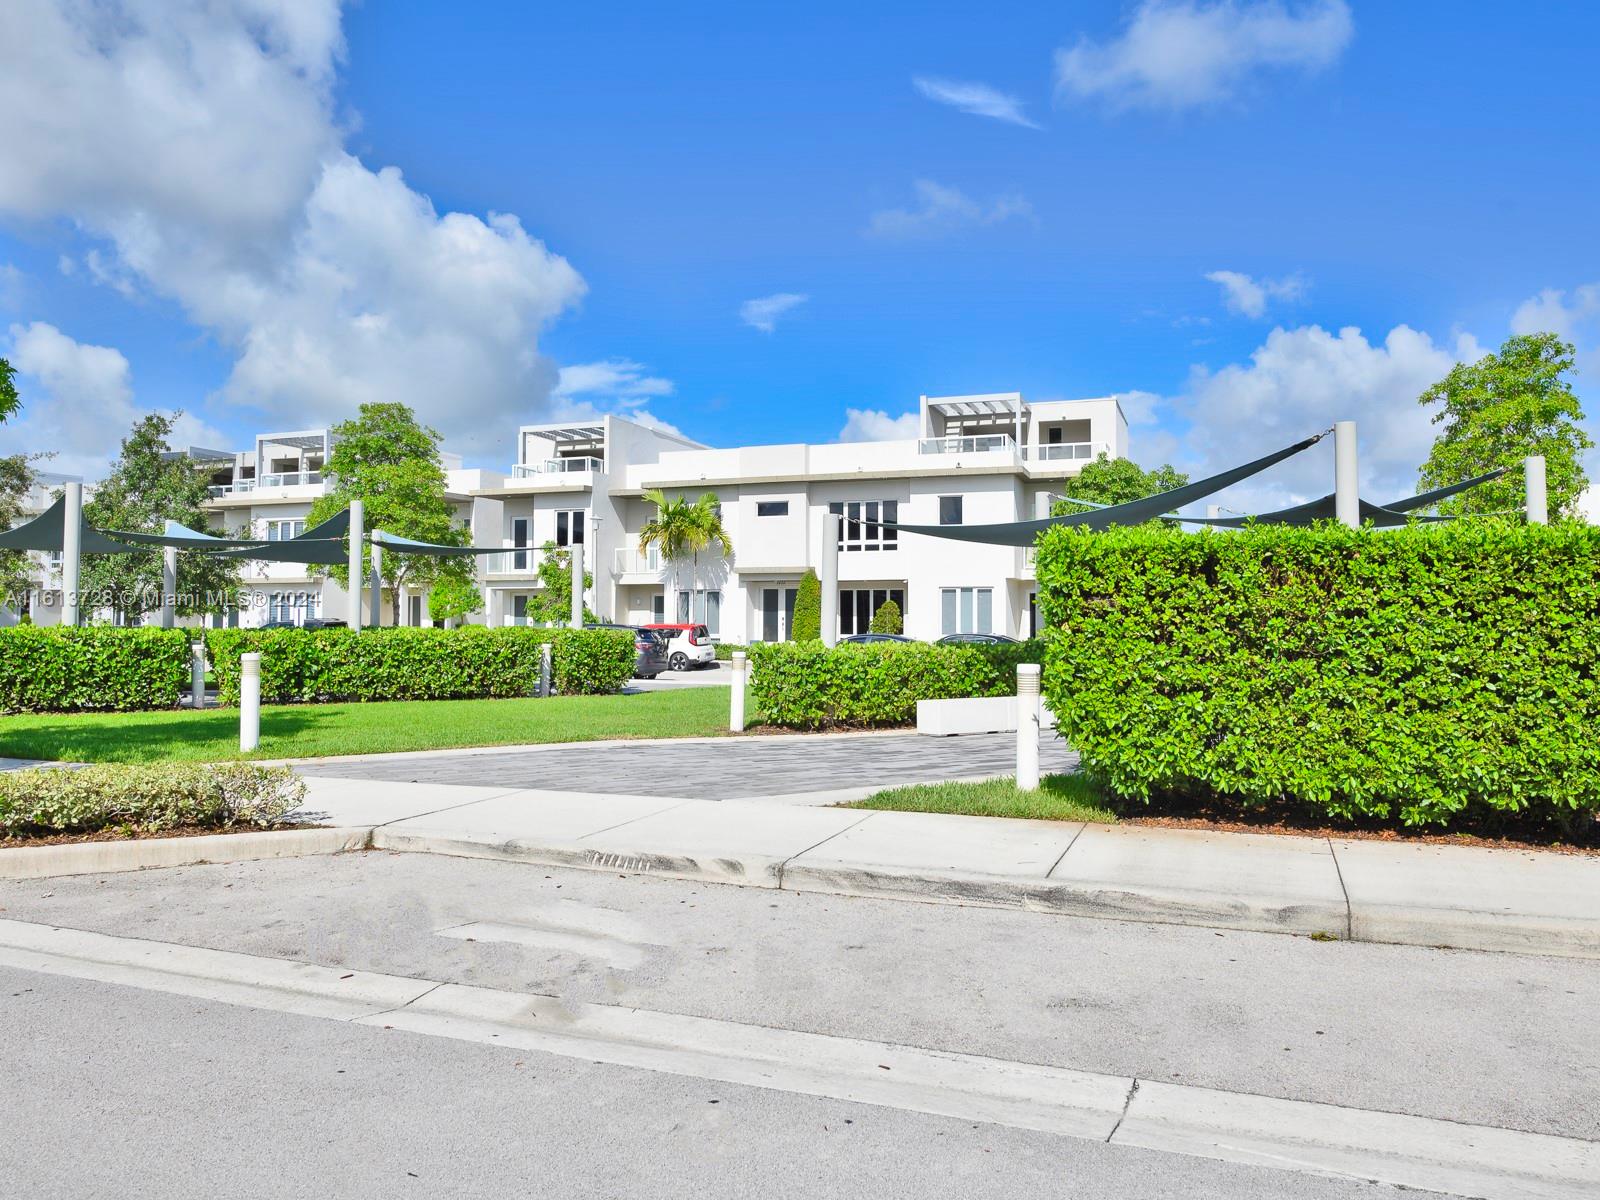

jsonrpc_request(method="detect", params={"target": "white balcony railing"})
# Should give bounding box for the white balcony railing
[512,457,603,478]
[916,434,1017,456]
[612,546,663,575]
[206,471,323,497]
[1025,442,1107,463]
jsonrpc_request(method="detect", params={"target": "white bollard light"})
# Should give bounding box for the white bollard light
[239,652,261,752]
[191,640,206,709]
[1016,663,1041,791]
[1524,454,1548,525]
[539,641,552,698]
[730,651,747,732]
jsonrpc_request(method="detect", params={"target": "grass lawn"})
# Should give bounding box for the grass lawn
[849,773,1119,824]
[0,687,731,764]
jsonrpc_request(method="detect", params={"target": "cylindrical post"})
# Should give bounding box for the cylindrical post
[570,538,585,629]
[730,651,747,732]
[61,481,82,626]
[538,641,552,698]
[1334,420,1359,529]
[819,511,839,647]
[160,546,178,629]
[1206,504,1222,521]
[190,640,206,709]
[1015,663,1041,791]
[348,499,364,633]
[1524,455,1548,525]
[239,652,261,752]
[369,541,383,628]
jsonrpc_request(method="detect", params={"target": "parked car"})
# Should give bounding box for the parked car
[840,632,917,644]
[935,632,1019,645]
[642,622,717,670]
[586,623,668,680]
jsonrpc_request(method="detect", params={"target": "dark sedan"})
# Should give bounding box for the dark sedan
[586,623,669,679]
[839,633,917,644]
[935,632,1020,645]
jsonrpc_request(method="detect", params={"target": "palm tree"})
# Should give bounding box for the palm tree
[639,489,732,623]
[686,493,733,623]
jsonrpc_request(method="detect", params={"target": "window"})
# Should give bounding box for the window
[761,586,799,642]
[267,591,320,626]
[940,587,993,636]
[555,509,586,547]
[829,500,898,551]
[408,594,424,627]
[512,595,529,626]
[838,587,905,637]
[938,496,963,526]
[265,519,305,541]
[676,589,722,636]
[652,592,666,624]
[1048,427,1063,444]
[511,517,530,570]
[756,500,789,517]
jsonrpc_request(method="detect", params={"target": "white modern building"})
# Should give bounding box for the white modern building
[0,470,94,627]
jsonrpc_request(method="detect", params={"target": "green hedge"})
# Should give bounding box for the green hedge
[748,640,1045,729]
[0,762,305,839]
[1035,521,1600,829]
[203,626,635,704]
[0,626,189,713]
[714,642,748,661]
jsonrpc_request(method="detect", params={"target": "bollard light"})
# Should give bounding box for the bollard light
[539,641,552,698]
[730,651,748,732]
[1016,663,1041,791]
[191,641,207,710]
[240,651,261,752]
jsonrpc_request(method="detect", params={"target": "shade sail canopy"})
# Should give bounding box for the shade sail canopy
[210,505,353,564]
[0,496,141,554]
[882,432,1329,546]
[371,529,506,557]
[104,519,270,550]
[1175,468,1509,528]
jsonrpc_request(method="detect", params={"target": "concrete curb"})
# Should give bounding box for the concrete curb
[0,827,372,881]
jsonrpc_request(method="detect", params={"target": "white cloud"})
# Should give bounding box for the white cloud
[913,77,1040,129]
[839,408,920,442]
[0,0,587,462]
[1055,0,1354,112]
[555,359,674,401]
[1,321,223,477]
[867,180,1034,240]
[740,292,808,333]
[1205,269,1307,317]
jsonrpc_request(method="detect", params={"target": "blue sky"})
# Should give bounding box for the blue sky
[2,1,1598,506]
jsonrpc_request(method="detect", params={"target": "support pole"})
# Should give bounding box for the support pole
[570,538,585,629]
[348,499,364,633]
[1016,663,1041,791]
[239,652,261,752]
[160,546,178,629]
[1524,455,1548,525]
[369,541,383,628]
[820,511,839,648]
[191,640,206,710]
[61,481,82,626]
[1334,421,1359,529]
[729,651,747,732]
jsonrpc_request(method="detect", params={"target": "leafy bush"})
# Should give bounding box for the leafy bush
[0,626,189,713]
[749,639,1044,729]
[1035,521,1600,829]
[791,569,821,641]
[714,642,748,661]
[868,599,903,635]
[204,626,634,704]
[0,762,305,839]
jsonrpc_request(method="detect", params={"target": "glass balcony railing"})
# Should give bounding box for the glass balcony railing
[206,471,323,497]
[612,546,663,575]
[1024,442,1107,462]
[512,457,603,478]
[916,434,1017,456]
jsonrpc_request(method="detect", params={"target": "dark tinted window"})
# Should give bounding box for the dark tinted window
[939,496,963,525]
[757,501,788,517]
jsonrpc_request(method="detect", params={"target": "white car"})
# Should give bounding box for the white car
[644,623,717,671]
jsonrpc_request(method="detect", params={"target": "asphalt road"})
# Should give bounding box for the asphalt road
[2,852,1595,1198]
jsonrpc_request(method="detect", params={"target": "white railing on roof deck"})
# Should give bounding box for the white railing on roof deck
[1024,442,1107,463]
[916,434,1017,456]
[512,457,603,478]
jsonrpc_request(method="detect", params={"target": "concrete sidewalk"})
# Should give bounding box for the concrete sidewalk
[296,777,1600,960]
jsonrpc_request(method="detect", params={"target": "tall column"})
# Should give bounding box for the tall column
[570,538,586,629]
[1334,421,1359,529]
[1524,455,1548,525]
[160,546,178,629]
[347,499,363,632]
[819,511,839,648]
[61,481,82,626]
[369,541,383,628]
[1015,663,1041,790]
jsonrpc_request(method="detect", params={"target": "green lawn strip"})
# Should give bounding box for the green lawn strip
[848,773,1119,824]
[0,687,731,764]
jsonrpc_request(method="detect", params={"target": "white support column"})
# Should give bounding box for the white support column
[190,640,206,709]
[1524,455,1548,525]
[1016,663,1041,790]
[61,481,82,626]
[369,541,383,628]
[820,511,839,648]
[348,499,364,633]
[1334,421,1359,529]
[729,651,747,732]
[160,546,178,629]
[570,538,586,629]
[239,652,261,752]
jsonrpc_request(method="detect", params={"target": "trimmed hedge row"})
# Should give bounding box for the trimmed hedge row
[1035,521,1600,829]
[748,640,1045,729]
[0,626,190,713]
[203,626,635,704]
[0,762,304,839]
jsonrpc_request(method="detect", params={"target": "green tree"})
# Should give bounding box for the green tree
[1050,454,1189,517]
[81,413,240,623]
[0,358,19,423]
[791,568,821,641]
[639,489,732,622]
[0,452,43,608]
[427,572,484,626]
[868,598,903,635]
[522,541,595,625]
[306,403,473,621]
[1417,332,1593,518]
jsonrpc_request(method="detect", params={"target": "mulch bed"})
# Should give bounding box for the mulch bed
[1,823,303,850]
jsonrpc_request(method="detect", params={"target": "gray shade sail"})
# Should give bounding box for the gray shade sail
[210,505,353,565]
[0,496,142,554]
[105,519,270,550]
[882,432,1329,547]
[1176,467,1509,528]
[371,529,506,557]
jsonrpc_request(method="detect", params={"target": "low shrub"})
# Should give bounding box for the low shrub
[714,642,748,661]
[0,626,189,713]
[203,626,634,704]
[748,639,1044,729]
[1035,520,1600,830]
[0,762,305,839]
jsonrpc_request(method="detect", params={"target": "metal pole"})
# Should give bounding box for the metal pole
[1524,455,1548,525]
[61,481,82,626]
[729,651,747,732]
[160,546,178,629]
[820,511,839,647]
[1016,663,1041,790]
[1334,421,1359,529]
[239,652,261,752]
[191,640,206,709]
[570,538,585,629]
[369,541,383,628]
[348,499,364,633]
